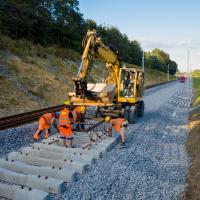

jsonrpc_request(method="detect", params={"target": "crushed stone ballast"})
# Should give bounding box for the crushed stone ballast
[0,120,119,200]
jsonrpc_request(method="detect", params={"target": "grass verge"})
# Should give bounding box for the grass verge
[185,77,200,199]
[193,78,200,106]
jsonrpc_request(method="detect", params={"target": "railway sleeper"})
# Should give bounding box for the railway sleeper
[39,136,116,157]
[20,147,96,165]
[33,143,103,159]
[0,158,77,182]
[0,182,49,200]
[7,152,88,174]
[0,167,64,194]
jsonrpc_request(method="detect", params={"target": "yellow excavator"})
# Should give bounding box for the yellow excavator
[69,30,144,123]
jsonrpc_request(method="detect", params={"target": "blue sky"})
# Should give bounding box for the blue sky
[78,0,200,72]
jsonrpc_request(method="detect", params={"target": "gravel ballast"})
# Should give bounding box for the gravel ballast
[55,81,192,200]
[0,123,58,158]
[0,81,192,200]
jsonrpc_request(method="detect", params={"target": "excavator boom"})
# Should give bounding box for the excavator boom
[72,30,121,100]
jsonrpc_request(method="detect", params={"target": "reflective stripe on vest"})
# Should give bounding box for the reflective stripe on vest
[59,108,71,128]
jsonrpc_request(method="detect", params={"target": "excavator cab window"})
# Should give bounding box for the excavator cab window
[120,69,135,97]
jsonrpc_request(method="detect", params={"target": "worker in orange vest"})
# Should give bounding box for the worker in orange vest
[105,116,129,148]
[59,101,74,147]
[73,106,86,130]
[33,113,56,140]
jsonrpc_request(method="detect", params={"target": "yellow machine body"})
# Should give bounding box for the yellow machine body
[69,30,144,110]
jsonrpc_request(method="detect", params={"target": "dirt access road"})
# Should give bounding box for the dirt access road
[55,80,192,200]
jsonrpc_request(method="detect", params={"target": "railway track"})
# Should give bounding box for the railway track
[0,105,63,131]
[0,80,177,131]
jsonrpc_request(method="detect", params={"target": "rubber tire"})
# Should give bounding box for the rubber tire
[124,105,130,121]
[137,101,144,117]
[128,106,137,124]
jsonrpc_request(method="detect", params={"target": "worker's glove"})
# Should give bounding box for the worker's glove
[106,128,112,137]
[106,128,111,133]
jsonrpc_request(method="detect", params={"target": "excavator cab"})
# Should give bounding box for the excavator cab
[118,67,144,104]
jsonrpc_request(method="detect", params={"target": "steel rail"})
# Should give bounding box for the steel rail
[0,79,177,131]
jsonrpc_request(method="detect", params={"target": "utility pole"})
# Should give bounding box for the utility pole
[167,64,169,81]
[142,51,144,71]
[186,49,190,88]
[187,49,190,78]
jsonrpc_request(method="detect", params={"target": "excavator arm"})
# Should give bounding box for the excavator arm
[73,30,121,98]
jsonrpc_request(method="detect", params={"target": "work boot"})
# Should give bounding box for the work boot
[119,139,123,143]
[33,134,39,141]
[44,133,49,139]
[118,142,126,149]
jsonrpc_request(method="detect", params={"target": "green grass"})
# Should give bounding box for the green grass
[192,70,200,78]
[193,78,200,106]
[186,77,200,199]
[0,76,40,116]
[144,68,176,86]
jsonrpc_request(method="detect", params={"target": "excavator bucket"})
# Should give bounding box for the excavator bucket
[69,83,116,106]
[87,83,116,103]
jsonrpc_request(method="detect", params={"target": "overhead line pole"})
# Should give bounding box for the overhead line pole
[142,51,144,71]
[187,49,190,78]
[167,64,169,81]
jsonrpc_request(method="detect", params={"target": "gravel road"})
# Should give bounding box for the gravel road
[0,80,192,200]
[55,81,192,200]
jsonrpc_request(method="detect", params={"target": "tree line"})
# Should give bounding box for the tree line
[0,0,177,74]
[145,48,177,74]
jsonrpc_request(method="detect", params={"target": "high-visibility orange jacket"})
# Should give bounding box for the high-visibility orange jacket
[73,106,82,121]
[59,108,73,138]
[110,118,126,133]
[38,113,53,130]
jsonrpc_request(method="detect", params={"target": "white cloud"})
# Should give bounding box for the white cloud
[133,37,200,72]
[137,38,197,50]
[191,51,200,56]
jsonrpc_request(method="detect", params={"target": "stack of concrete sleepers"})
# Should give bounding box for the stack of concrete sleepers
[0,130,118,200]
